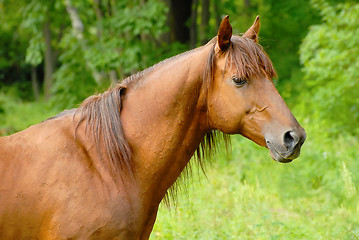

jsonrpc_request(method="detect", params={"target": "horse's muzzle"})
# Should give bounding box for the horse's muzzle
[266,129,306,163]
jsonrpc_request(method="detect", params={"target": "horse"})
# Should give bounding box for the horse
[0,16,306,239]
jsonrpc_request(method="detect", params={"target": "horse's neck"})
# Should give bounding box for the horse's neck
[121,46,211,204]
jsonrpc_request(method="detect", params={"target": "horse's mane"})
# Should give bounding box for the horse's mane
[75,85,131,177]
[74,35,276,197]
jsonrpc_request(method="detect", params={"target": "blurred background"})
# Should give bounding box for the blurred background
[0,0,358,239]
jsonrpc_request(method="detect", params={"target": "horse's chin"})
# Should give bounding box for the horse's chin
[269,150,293,163]
[266,141,297,163]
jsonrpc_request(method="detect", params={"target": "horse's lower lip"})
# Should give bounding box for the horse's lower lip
[266,141,294,163]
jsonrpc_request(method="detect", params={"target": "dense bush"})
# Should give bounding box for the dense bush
[51,0,172,108]
[0,93,59,136]
[300,0,359,136]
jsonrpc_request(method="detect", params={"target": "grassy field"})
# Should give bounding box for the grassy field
[150,126,359,239]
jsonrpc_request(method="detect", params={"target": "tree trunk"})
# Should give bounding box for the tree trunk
[43,20,55,100]
[160,0,171,44]
[65,0,103,84]
[31,66,40,101]
[190,0,198,48]
[200,0,210,44]
[64,0,84,39]
[168,0,192,44]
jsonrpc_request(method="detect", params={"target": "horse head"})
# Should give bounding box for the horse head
[206,16,306,163]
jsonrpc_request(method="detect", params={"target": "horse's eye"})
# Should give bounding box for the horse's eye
[232,75,247,86]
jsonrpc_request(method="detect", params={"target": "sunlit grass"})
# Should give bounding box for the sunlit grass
[151,133,359,239]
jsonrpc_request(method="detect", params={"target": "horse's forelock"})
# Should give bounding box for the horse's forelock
[229,36,277,79]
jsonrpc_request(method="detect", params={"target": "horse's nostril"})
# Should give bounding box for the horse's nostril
[283,131,299,150]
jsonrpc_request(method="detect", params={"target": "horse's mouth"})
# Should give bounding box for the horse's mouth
[266,141,299,163]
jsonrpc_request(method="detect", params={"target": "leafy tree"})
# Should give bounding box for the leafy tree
[1,0,171,108]
[300,0,359,135]
[0,0,33,99]
[51,0,170,108]
[22,0,67,100]
[0,0,320,110]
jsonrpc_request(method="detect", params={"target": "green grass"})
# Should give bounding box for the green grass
[150,129,359,239]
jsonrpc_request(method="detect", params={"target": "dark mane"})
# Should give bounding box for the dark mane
[46,108,77,121]
[74,36,276,191]
[75,85,131,178]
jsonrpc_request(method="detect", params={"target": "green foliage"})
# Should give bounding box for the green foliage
[0,93,59,135]
[92,0,169,73]
[1,0,320,108]
[51,0,171,109]
[51,34,97,109]
[0,0,32,90]
[299,0,359,135]
[25,34,44,66]
[1,0,173,108]
[258,0,320,82]
[22,1,66,66]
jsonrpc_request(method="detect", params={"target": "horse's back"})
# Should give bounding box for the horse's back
[0,116,77,187]
[0,117,78,238]
[0,116,90,238]
[0,115,140,239]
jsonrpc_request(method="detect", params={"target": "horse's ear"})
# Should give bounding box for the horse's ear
[217,15,232,51]
[243,15,260,43]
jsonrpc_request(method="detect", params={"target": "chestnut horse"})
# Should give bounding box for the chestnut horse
[0,16,305,239]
